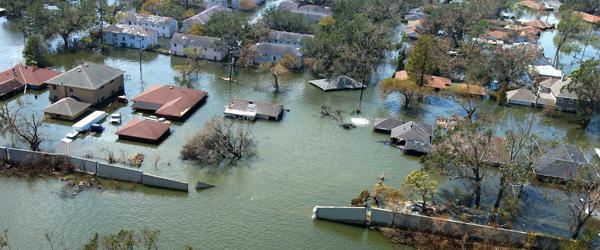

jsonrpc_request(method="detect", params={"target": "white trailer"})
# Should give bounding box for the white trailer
[72,111,107,132]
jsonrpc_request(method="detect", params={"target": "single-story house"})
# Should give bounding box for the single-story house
[43,97,91,121]
[390,121,433,155]
[0,64,61,89]
[265,30,313,49]
[252,43,302,68]
[224,99,284,121]
[116,119,171,144]
[0,79,25,100]
[533,142,591,183]
[373,118,405,134]
[170,33,227,61]
[103,24,158,49]
[506,88,539,107]
[118,11,178,38]
[131,85,208,120]
[181,5,230,33]
[46,62,125,106]
[309,75,364,91]
[576,11,600,24]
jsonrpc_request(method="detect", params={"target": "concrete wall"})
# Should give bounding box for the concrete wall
[142,173,188,191]
[314,206,366,226]
[7,148,57,166]
[66,156,98,174]
[0,147,6,161]
[97,163,143,183]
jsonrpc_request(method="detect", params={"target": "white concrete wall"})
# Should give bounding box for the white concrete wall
[314,206,366,226]
[142,173,188,191]
[97,163,143,183]
[103,31,158,49]
[7,148,56,166]
[67,156,98,174]
[120,19,177,38]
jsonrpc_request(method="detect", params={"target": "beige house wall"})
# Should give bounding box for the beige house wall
[48,75,124,105]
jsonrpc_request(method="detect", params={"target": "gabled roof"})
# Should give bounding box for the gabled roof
[131,85,208,119]
[394,70,408,81]
[534,141,591,181]
[309,75,364,91]
[0,79,24,97]
[171,33,221,48]
[183,5,229,26]
[43,97,91,117]
[0,64,61,87]
[46,63,124,90]
[116,119,171,141]
[391,121,433,153]
[506,88,537,103]
[547,78,577,99]
[254,43,302,57]
[524,19,553,30]
[373,118,405,132]
[426,76,452,89]
[519,0,544,10]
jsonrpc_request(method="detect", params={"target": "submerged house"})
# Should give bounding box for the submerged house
[528,65,563,79]
[309,75,364,91]
[394,70,451,91]
[0,79,25,100]
[181,5,230,33]
[264,30,313,49]
[43,97,91,121]
[170,33,227,61]
[252,43,302,68]
[131,85,208,120]
[103,24,158,49]
[538,78,578,112]
[278,1,331,22]
[116,119,171,144]
[224,99,284,121]
[390,121,433,154]
[46,62,124,106]
[0,64,61,89]
[373,118,405,134]
[533,142,591,183]
[118,12,178,38]
[506,88,542,107]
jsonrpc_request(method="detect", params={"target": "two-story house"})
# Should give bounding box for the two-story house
[118,12,178,38]
[103,24,158,49]
[181,5,230,33]
[46,63,124,106]
[264,30,313,49]
[170,33,227,61]
[251,43,302,69]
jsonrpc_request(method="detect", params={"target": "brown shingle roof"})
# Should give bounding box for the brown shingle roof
[131,85,208,119]
[0,79,25,98]
[0,64,61,87]
[426,76,452,89]
[116,119,171,141]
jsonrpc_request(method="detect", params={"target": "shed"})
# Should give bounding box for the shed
[116,119,171,144]
[373,118,405,134]
[309,75,364,91]
[43,97,91,120]
[131,85,208,120]
[224,99,284,121]
[390,121,433,154]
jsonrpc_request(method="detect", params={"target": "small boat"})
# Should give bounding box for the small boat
[219,76,234,82]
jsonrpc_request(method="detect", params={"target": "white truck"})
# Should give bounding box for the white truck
[72,111,107,132]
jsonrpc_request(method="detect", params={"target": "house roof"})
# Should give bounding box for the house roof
[519,0,544,10]
[507,88,537,103]
[544,78,577,99]
[104,24,156,37]
[226,99,283,118]
[524,19,553,30]
[453,84,486,96]
[576,11,600,24]
[0,79,24,97]
[0,64,61,87]
[43,97,91,117]
[183,5,229,26]
[131,85,208,118]
[426,76,452,89]
[373,118,405,132]
[484,30,511,41]
[116,119,171,141]
[394,70,408,81]
[391,121,433,153]
[171,33,221,48]
[267,30,314,44]
[529,65,563,78]
[119,11,176,26]
[279,1,299,11]
[297,4,331,15]
[46,62,124,90]
[534,141,591,181]
[254,43,302,57]
[309,75,364,91]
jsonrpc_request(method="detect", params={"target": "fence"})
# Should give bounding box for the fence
[1,147,194,192]
[313,206,572,249]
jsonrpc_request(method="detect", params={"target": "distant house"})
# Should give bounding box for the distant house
[265,30,313,49]
[181,5,230,33]
[533,141,591,183]
[404,7,424,21]
[538,78,578,112]
[131,85,208,120]
[205,0,264,10]
[170,33,227,61]
[373,118,405,134]
[393,70,451,90]
[43,97,91,121]
[252,43,302,68]
[453,84,486,97]
[528,65,563,79]
[506,88,540,107]
[0,79,25,100]
[277,1,331,22]
[46,62,124,106]
[103,24,158,49]
[523,19,553,30]
[0,64,61,89]
[405,19,424,39]
[576,11,600,24]
[390,121,433,154]
[118,12,178,38]
[309,75,364,91]
[224,99,284,121]
[116,119,171,144]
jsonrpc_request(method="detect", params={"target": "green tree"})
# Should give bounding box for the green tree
[48,0,96,50]
[491,47,535,104]
[23,35,51,68]
[553,12,585,67]
[403,170,437,210]
[565,165,600,239]
[565,59,600,127]
[380,78,423,111]
[188,23,203,36]
[406,35,439,87]
[262,7,315,34]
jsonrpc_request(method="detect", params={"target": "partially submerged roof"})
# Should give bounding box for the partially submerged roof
[534,142,591,181]
[267,30,314,44]
[104,24,156,37]
[116,119,171,141]
[453,84,486,96]
[394,70,408,81]
[254,43,302,57]
[0,79,24,97]
[183,5,229,26]
[524,19,553,30]
[373,118,405,133]
[309,75,364,91]
[226,99,283,118]
[43,97,91,117]
[506,88,537,104]
[519,0,545,10]
[391,121,433,153]
[131,85,208,119]
[46,63,124,90]
[426,76,452,89]
[0,64,61,87]
[171,33,221,48]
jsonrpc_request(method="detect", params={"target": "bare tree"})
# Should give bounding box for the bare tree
[0,104,44,151]
[181,118,255,164]
[565,165,600,239]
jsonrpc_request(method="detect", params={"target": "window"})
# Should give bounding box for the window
[52,85,56,90]
[174,43,177,47]
[273,56,277,61]
[111,80,114,83]
[128,21,131,25]
[569,99,575,104]
[69,87,73,93]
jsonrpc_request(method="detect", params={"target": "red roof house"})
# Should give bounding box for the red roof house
[116,119,171,144]
[0,64,61,89]
[131,85,208,120]
[0,79,25,99]
[576,11,600,24]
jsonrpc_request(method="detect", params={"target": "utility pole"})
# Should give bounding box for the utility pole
[139,38,143,91]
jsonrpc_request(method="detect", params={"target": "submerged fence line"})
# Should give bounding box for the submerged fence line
[0,146,190,192]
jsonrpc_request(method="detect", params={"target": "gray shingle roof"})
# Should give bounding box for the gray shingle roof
[309,75,364,91]
[104,24,156,37]
[171,33,221,48]
[43,97,91,117]
[254,42,302,56]
[227,99,283,118]
[373,118,405,133]
[267,30,314,44]
[46,62,123,90]
[506,88,537,103]
[534,141,591,182]
[391,121,433,153]
[119,11,176,26]
[183,5,229,26]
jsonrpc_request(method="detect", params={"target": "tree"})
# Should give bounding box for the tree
[380,78,423,111]
[0,104,44,151]
[553,12,585,67]
[490,47,536,104]
[565,59,600,127]
[406,35,439,87]
[48,0,96,50]
[23,35,51,68]
[188,23,203,36]
[174,48,203,88]
[259,53,295,93]
[403,170,437,211]
[445,84,483,122]
[565,165,600,239]
[181,118,255,164]
[262,7,316,34]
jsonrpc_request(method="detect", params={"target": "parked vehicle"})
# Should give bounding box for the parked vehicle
[72,111,107,132]
[90,124,105,133]
[110,113,121,125]
[61,131,79,143]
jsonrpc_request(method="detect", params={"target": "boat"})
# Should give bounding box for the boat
[72,111,107,132]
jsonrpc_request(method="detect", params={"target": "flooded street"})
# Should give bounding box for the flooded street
[0,3,599,249]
